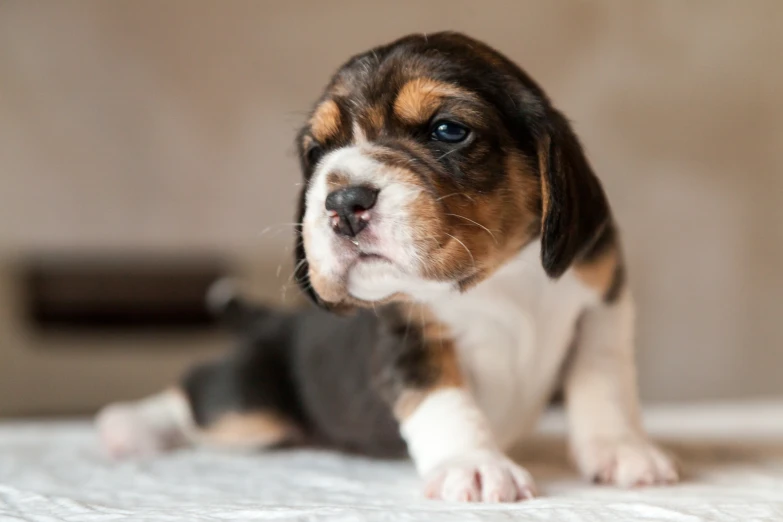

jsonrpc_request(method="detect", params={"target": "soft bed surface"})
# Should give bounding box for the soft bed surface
[2,402,783,521]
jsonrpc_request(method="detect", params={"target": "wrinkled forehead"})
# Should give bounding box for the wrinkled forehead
[306,46,498,146]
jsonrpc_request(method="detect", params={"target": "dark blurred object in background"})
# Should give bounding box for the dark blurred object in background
[25,254,228,331]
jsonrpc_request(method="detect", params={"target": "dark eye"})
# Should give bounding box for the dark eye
[306,144,323,166]
[431,121,470,143]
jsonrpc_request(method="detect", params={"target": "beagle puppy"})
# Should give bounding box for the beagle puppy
[97,32,677,502]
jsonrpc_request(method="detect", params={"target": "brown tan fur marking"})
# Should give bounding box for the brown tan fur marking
[310,99,342,142]
[426,151,540,286]
[574,246,620,295]
[364,104,386,137]
[538,135,551,231]
[393,78,471,125]
[326,171,350,192]
[200,411,297,448]
[392,303,462,420]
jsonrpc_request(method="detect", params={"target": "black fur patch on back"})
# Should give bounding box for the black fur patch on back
[182,310,307,429]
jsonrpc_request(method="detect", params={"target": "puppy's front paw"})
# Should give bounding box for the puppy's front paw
[423,450,536,502]
[574,437,678,488]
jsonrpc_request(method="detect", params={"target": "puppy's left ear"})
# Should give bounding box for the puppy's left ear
[537,109,611,278]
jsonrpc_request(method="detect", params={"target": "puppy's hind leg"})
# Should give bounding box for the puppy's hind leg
[96,388,194,459]
[97,343,305,459]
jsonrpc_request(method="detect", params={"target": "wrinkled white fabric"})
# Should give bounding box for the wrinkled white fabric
[2,402,783,521]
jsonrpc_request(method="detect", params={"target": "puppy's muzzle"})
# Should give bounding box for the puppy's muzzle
[325,185,379,238]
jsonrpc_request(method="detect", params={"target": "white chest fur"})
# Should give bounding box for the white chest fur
[427,242,599,449]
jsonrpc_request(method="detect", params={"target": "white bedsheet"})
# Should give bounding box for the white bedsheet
[2,402,783,521]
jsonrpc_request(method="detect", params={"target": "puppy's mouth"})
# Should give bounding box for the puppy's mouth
[356,252,390,263]
[338,230,398,269]
[349,246,398,275]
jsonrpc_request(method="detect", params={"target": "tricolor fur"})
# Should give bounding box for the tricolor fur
[96,32,677,502]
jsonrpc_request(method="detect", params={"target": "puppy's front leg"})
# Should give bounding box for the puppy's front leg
[401,387,535,502]
[376,308,535,502]
[565,290,678,487]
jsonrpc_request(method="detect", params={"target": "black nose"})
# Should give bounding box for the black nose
[325,185,379,237]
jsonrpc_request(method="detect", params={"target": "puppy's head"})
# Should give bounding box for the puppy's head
[294,32,610,309]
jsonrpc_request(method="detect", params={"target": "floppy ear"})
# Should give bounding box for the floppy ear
[538,109,611,278]
[293,124,333,308]
[294,134,354,312]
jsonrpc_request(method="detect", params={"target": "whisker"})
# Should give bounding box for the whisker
[444,213,498,245]
[280,279,312,294]
[436,148,461,162]
[436,192,476,204]
[288,258,308,283]
[444,233,476,269]
[258,222,303,238]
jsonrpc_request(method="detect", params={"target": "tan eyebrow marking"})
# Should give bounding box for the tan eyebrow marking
[309,99,342,142]
[393,78,473,125]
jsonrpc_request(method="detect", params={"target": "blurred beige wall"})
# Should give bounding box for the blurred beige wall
[0,1,781,413]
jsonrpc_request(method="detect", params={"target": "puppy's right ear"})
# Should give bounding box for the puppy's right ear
[293,185,321,306]
[293,130,326,307]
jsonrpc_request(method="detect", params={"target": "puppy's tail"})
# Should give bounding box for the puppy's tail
[205,278,272,331]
